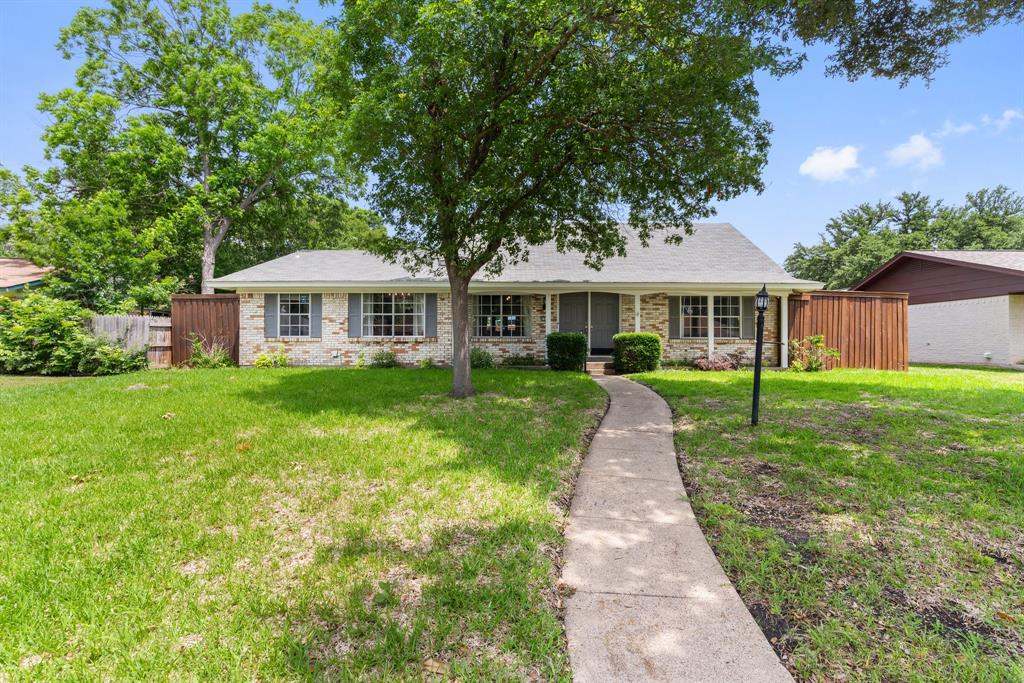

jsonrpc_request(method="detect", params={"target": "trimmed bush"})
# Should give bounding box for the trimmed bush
[501,353,543,367]
[0,293,147,375]
[370,350,400,368]
[612,332,662,373]
[254,351,288,368]
[469,347,495,369]
[417,357,434,369]
[546,332,587,371]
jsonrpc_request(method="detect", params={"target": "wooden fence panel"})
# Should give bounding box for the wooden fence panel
[788,291,909,370]
[170,295,240,365]
[88,314,173,368]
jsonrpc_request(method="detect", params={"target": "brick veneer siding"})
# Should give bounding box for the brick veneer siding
[239,291,552,367]
[238,290,781,367]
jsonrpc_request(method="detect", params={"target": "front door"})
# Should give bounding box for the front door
[589,292,619,354]
[560,292,588,336]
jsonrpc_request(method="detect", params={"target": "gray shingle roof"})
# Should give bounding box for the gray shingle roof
[210,223,818,287]
[906,250,1024,273]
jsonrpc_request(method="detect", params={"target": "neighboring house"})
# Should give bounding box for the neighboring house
[0,259,50,297]
[852,250,1024,367]
[209,224,821,368]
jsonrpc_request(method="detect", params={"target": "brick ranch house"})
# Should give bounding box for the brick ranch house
[208,224,821,368]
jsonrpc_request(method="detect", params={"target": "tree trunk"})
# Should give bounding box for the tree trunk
[200,236,217,294]
[448,271,475,398]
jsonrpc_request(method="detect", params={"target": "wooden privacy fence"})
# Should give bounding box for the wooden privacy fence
[788,290,909,370]
[88,314,172,368]
[170,294,240,365]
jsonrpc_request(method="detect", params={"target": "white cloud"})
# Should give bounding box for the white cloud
[886,134,942,170]
[935,119,976,138]
[982,109,1023,133]
[798,145,861,182]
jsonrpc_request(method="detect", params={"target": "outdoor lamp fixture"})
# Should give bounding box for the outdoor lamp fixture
[751,284,770,426]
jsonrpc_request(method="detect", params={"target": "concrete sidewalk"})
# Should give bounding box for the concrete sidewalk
[562,375,792,683]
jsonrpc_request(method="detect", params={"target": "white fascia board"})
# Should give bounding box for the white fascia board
[213,280,822,294]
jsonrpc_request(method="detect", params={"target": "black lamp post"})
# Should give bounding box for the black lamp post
[751,284,770,426]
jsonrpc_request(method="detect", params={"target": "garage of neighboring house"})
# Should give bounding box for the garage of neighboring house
[852,250,1024,368]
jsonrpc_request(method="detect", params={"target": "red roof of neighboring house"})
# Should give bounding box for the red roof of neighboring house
[0,258,51,290]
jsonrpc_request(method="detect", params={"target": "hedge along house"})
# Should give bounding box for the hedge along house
[208,223,821,368]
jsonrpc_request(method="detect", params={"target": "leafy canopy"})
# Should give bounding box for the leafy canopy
[785,186,1024,289]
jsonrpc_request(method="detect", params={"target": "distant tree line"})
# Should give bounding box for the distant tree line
[785,186,1024,290]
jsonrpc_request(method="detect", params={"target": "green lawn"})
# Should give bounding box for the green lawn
[635,366,1024,681]
[0,368,604,680]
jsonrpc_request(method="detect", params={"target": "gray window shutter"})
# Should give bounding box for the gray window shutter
[425,293,438,337]
[668,296,680,339]
[741,296,755,339]
[348,293,361,337]
[310,294,322,338]
[264,294,278,338]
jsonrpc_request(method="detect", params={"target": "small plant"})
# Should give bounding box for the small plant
[370,350,400,368]
[612,332,662,373]
[660,358,694,369]
[501,354,543,367]
[693,353,740,371]
[470,347,495,369]
[355,352,367,368]
[789,335,840,372]
[417,357,434,369]
[546,332,587,371]
[254,350,288,368]
[188,334,234,369]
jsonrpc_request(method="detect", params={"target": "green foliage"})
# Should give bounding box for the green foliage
[612,333,662,373]
[369,350,400,368]
[354,352,367,369]
[789,335,840,372]
[0,293,146,375]
[469,348,495,369]
[501,354,543,367]
[786,187,1024,289]
[254,351,288,368]
[417,357,434,369]
[546,333,587,372]
[187,335,234,369]
[694,354,741,371]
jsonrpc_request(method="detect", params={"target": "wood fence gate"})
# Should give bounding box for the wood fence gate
[88,314,172,368]
[788,290,909,370]
[170,294,240,365]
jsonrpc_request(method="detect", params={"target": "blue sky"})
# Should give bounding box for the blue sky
[1,1,1022,263]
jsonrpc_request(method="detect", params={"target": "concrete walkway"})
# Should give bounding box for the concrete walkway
[563,375,793,683]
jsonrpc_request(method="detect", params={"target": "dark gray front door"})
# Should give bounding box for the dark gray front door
[560,293,588,335]
[590,292,619,353]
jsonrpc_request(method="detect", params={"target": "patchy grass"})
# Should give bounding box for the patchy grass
[0,374,80,388]
[634,366,1024,681]
[0,368,604,680]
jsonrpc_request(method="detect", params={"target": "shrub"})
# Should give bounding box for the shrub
[370,350,400,368]
[661,358,693,369]
[612,332,662,373]
[355,353,367,368]
[546,332,587,371]
[417,357,434,369]
[693,353,741,371]
[254,351,288,368]
[187,335,234,369]
[789,335,840,372]
[501,354,543,367]
[470,347,495,369]
[0,293,146,375]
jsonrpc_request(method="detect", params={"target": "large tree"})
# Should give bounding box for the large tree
[785,186,1024,289]
[328,0,1022,397]
[57,0,343,292]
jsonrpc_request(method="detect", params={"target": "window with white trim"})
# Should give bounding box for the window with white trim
[714,296,741,338]
[361,293,425,337]
[279,294,311,337]
[474,295,528,337]
[680,296,708,338]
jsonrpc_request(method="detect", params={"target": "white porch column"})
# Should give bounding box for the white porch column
[634,293,641,332]
[545,293,552,360]
[707,293,715,357]
[780,292,789,368]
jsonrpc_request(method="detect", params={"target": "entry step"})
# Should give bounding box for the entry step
[586,361,616,376]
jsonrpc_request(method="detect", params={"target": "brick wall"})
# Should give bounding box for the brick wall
[908,295,1016,366]
[240,291,552,367]
[239,290,781,367]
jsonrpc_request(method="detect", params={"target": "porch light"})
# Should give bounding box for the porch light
[751,285,768,426]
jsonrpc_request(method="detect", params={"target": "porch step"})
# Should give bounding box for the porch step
[587,361,616,376]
